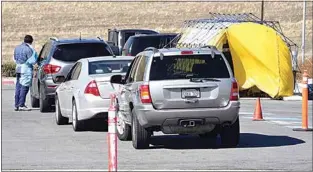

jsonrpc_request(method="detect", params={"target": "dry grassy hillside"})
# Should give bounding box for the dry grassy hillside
[2,1,312,63]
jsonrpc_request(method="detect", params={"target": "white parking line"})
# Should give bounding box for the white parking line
[3,169,285,172]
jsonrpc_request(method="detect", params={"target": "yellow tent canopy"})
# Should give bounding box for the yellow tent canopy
[208,22,294,98]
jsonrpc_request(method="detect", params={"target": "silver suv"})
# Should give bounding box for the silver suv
[110,47,240,149]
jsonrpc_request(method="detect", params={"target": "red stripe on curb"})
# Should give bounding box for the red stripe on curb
[2,80,15,85]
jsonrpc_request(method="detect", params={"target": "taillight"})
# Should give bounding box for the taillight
[43,64,61,74]
[84,80,100,96]
[181,51,193,55]
[230,80,239,101]
[139,85,152,103]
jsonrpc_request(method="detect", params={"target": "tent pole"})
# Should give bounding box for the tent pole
[261,0,264,24]
[301,0,306,65]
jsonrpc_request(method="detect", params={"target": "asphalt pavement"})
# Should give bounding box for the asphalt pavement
[1,84,312,171]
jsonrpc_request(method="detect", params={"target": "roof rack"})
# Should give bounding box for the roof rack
[97,36,104,41]
[49,37,58,41]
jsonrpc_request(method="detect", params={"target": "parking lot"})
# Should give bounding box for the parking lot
[2,84,312,171]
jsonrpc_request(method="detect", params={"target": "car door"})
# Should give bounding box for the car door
[124,55,141,107]
[120,55,140,120]
[31,43,47,98]
[61,63,79,116]
[69,62,82,102]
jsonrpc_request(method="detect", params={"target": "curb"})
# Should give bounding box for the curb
[2,77,16,85]
[283,96,302,101]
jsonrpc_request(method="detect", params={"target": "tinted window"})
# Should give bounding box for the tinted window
[126,56,141,83]
[71,62,82,80]
[130,35,176,56]
[149,54,230,81]
[88,60,132,75]
[124,32,136,44]
[134,55,148,81]
[53,43,111,62]
[122,37,134,55]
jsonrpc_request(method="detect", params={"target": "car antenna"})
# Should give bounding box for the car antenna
[79,32,81,40]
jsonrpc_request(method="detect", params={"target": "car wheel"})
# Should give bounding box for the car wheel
[131,109,150,149]
[55,95,68,125]
[39,85,51,112]
[116,110,132,141]
[220,117,240,148]
[72,100,84,132]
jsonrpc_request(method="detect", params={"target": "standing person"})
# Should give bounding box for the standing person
[13,35,34,111]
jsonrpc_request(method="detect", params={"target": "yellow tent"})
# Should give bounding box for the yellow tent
[207,22,294,98]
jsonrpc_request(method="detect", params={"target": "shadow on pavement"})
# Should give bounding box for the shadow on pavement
[149,133,305,150]
[237,133,305,148]
[82,119,108,132]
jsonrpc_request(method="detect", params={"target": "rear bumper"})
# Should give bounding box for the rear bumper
[77,95,111,121]
[43,78,59,98]
[134,101,240,128]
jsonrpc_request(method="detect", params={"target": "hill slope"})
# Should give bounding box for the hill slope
[2,1,312,63]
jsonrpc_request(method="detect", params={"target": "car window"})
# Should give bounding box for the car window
[53,43,111,62]
[122,37,134,55]
[39,42,52,61]
[134,55,148,82]
[130,35,176,55]
[126,56,140,83]
[88,60,132,75]
[149,54,230,81]
[65,63,78,81]
[71,62,82,80]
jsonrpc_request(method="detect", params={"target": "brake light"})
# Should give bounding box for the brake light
[84,80,100,96]
[139,85,152,103]
[43,64,61,74]
[230,80,239,101]
[181,51,193,55]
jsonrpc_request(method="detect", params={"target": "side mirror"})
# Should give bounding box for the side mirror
[110,75,123,84]
[54,75,66,84]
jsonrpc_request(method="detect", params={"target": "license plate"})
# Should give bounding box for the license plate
[181,88,200,98]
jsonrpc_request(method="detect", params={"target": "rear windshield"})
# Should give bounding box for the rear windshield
[149,54,230,81]
[89,60,132,75]
[128,35,177,56]
[53,43,111,62]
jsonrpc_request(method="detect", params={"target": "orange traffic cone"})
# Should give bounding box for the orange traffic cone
[253,97,264,121]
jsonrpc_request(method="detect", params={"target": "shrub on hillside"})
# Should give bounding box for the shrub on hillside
[2,62,16,77]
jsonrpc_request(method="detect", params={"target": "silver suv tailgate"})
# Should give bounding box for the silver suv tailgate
[148,53,233,110]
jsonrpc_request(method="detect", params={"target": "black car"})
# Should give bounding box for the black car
[121,33,178,56]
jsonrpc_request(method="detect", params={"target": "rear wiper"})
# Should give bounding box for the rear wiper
[190,78,221,82]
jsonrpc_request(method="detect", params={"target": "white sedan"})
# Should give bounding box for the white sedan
[54,56,134,131]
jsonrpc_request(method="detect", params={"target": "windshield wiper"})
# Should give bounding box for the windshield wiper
[190,78,221,82]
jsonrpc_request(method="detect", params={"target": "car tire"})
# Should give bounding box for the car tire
[220,117,240,148]
[39,85,51,112]
[30,95,39,108]
[55,95,68,125]
[72,100,84,132]
[131,109,150,149]
[116,110,132,141]
[30,86,39,108]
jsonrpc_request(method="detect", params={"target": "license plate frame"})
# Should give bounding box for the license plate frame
[181,88,201,99]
